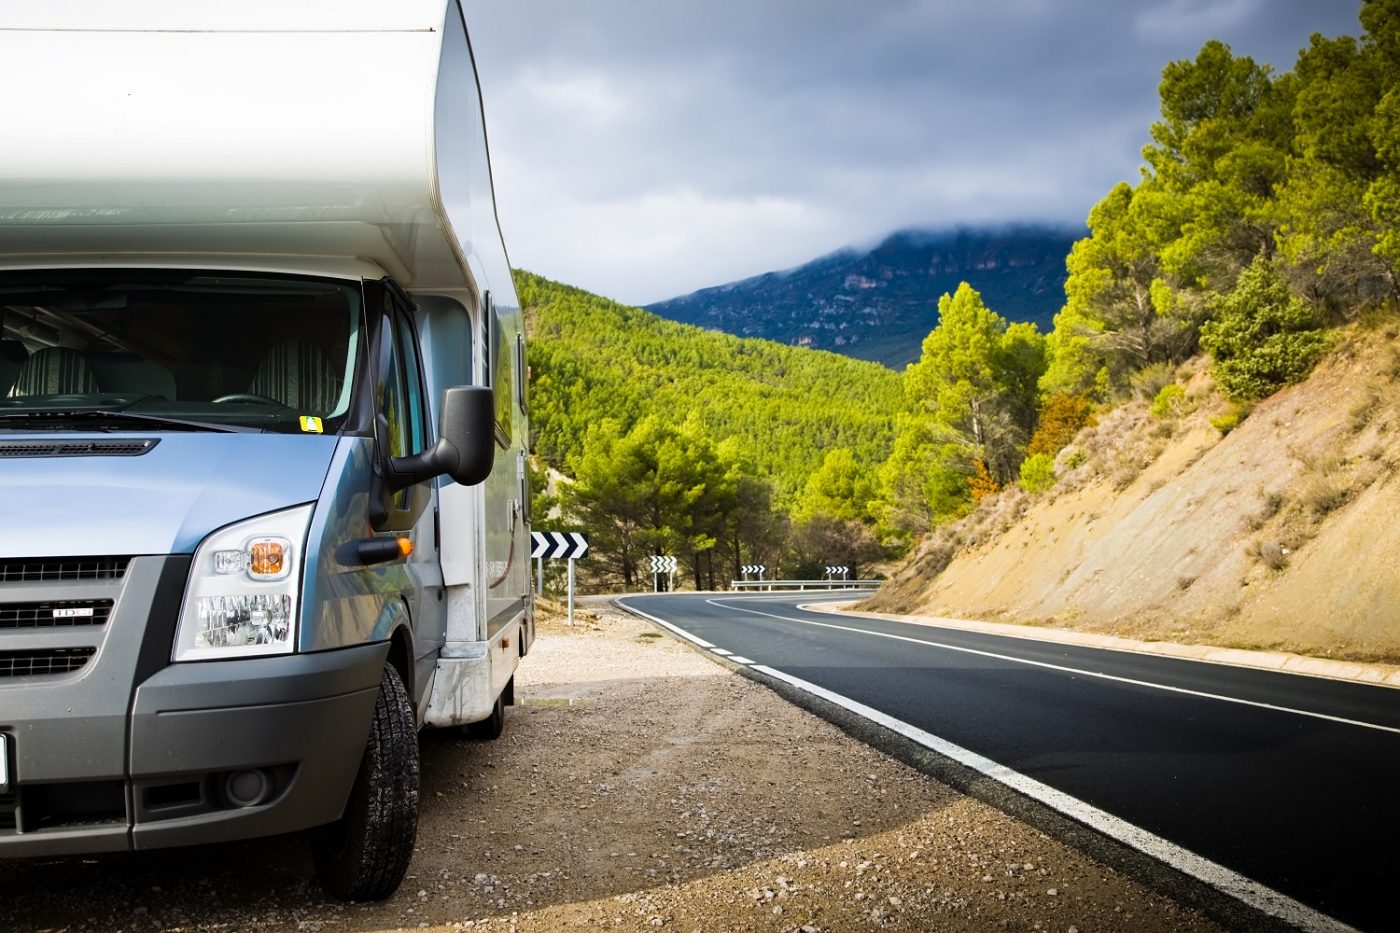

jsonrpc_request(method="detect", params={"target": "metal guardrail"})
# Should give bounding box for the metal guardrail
[729,579,880,591]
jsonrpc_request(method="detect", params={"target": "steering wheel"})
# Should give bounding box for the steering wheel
[211,392,283,406]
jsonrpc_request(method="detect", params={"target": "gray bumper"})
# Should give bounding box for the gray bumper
[0,555,388,857]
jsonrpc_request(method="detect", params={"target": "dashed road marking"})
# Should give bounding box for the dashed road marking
[748,662,1354,933]
[615,594,1360,932]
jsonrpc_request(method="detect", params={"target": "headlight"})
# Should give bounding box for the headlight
[173,504,315,661]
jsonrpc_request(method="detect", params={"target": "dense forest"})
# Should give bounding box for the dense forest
[518,271,903,587]
[524,0,1400,592]
[876,0,1400,539]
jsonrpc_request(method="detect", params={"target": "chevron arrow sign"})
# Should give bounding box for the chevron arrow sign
[741,564,766,575]
[650,555,678,574]
[530,531,589,560]
[824,565,848,575]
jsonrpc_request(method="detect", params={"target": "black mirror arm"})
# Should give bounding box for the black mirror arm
[385,439,458,493]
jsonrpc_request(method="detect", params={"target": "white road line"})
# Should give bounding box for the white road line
[711,648,733,656]
[615,599,715,648]
[749,663,1353,933]
[706,598,1400,736]
[729,656,755,665]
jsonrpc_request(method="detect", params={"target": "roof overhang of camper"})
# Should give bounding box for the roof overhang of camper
[0,1,488,291]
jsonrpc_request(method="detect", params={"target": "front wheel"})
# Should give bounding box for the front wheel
[312,665,419,901]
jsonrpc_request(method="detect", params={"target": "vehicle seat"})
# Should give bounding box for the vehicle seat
[6,346,100,397]
[248,340,340,411]
[0,340,26,397]
[89,354,177,400]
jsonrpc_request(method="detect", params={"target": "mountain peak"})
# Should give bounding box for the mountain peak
[646,224,1079,368]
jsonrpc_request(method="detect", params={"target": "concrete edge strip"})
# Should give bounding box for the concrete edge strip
[800,601,1400,690]
[748,662,1355,933]
[714,599,1400,736]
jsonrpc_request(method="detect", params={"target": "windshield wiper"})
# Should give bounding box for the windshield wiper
[0,410,256,434]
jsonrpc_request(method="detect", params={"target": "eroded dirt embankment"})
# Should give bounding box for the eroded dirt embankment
[869,330,1400,664]
[0,605,1220,932]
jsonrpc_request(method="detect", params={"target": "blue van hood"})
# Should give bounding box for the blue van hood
[0,433,341,558]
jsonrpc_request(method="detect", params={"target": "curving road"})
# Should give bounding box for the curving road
[617,591,1400,933]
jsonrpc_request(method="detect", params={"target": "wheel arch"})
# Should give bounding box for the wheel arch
[370,597,416,703]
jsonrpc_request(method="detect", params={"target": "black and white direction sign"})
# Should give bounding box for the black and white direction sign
[650,555,678,574]
[741,564,766,575]
[824,565,849,576]
[530,531,590,560]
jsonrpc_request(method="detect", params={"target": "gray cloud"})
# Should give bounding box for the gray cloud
[463,0,1362,305]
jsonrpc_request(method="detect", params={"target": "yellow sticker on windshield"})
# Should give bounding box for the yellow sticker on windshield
[299,416,324,434]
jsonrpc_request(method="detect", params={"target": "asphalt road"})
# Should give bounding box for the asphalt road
[617,591,1400,933]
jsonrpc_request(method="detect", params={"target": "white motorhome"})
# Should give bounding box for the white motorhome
[0,0,533,900]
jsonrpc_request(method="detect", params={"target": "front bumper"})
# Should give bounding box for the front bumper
[0,555,387,857]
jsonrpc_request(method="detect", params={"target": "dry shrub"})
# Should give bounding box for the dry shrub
[1349,391,1382,433]
[1131,362,1178,402]
[1301,475,1348,517]
[1247,491,1285,530]
[1248,539,1290,571]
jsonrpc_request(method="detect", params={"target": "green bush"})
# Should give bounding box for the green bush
[1210,402,1252,435]
[1019,453,1057,493]
[1200,260,1331,401]
[1151,383,1187,419]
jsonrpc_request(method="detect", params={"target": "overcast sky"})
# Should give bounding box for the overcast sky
[462,1,1363,306]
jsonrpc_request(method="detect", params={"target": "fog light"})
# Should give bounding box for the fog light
[223,769,272,808]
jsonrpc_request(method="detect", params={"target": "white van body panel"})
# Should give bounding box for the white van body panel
[0,0,532,729]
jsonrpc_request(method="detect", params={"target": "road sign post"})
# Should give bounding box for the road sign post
[530,531,590,622]
[650,555,677,592]
[567,557,576,626]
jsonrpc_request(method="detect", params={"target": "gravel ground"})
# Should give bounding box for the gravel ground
[0,603,1225,932]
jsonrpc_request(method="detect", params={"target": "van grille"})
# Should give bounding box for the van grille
[0,600,112,629]
[0,439,157,458]
[0,558,130,584]
[0,648,96,678]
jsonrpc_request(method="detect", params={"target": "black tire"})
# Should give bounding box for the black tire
[466,677,511,741]
[312,665,419,901]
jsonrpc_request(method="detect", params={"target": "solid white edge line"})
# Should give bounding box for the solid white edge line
[614,598,715,649]
[750,663,1354,933]
[708,599,1400,736]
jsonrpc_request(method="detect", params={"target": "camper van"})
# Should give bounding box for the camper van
[0,1,533,900]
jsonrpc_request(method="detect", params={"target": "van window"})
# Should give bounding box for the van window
[482,293,512,446]
[0,270,362,434]
[380,309,426,461]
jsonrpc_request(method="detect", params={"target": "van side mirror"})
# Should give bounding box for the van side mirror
[385,386,496,490]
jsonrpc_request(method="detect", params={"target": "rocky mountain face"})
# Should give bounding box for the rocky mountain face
[646,226,1078,369]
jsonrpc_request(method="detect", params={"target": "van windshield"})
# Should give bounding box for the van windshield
[0,271,362,434]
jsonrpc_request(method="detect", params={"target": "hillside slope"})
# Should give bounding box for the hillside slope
[868,327,1400,663]
[517,270,902,500]
[646,226,1075,368]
